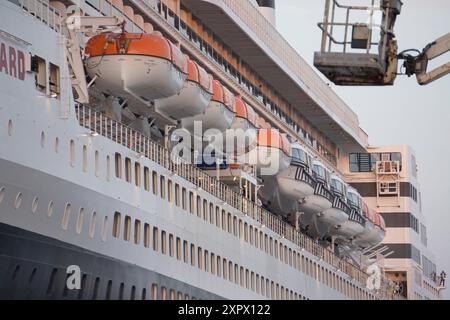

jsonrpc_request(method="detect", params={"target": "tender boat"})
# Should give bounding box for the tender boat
[85,32,188,111]
[298,160,334,235]
[238,129,291,176]
[331,187,366,242]
[155,58,214,120]
[259,143,316,216]
[353,206,386,247]
[228,97,258,155]
[312,174,351,237]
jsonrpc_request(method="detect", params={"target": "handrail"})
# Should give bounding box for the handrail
[74,104,392,296]
[18,0,62,33]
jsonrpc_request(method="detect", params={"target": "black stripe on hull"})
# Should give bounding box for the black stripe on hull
[0,222,222,300]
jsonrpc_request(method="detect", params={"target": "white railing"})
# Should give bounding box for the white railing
[75,104,402,299]
[18,0,62,33]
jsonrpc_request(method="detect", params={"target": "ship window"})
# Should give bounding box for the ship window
[203,200,208,221]
[125,158,132,183]
[183,241,188,263]
[167,179,173,203]
[89,211,96,239]
[245,269,249,289]
[152,171,158,195]
[49,63,60,99]
[169,289,175,301]
[94,151,100,177]
[222,210,226,231]
[238,220,243,240]
[189,192,194,214]
[182,188,187,210]
[197,247,202,269]
[31,55,46,93]
[160,176,166,199]
[222,259,227,280]
[106,155,111,181]
[261,277,265,296]
[233,217,237,237]
[204,250,209,272]
[250,226,254,245]
[161,287,166,301]
[151,284,158,300]
[254,229,259,248]
[209,203,214,224]
[175,183,180,206]
[144,224,150,248]
[70,140,75,167]
[229,261,233,282]
[134,220,141,245]
[169,234,174,257]
[176,238,182,261]
[54,137,59,153]
[235,264,239,285]
[215,207,220,228]
[134,162,141,187]
[161,231,167,254]
[244,223,248,242]
[270,238,274,256]
[124,216,131,241]
[112,212,121,238]
[144,167,150,191]
[40,131,45,148]
[274,240,278,258]
[82,145,88,173]
[76,208,84,234]
[265,235,269,253]
[196,196,201,217]
[115,153,122,178]
[101,216,108,242]
[227,213,232,233]
[190,244,195,267]
[62,203,71,230]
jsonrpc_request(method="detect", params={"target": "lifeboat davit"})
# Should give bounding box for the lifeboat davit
[238,129,291,176]
[331,187,366,241]
[155,58,214,120]
[181,79,236,136]
[298,161,334,233]
[85,32,188,107]
[312,175,350,237]
[353,206,386,247]
[259,143,316,216]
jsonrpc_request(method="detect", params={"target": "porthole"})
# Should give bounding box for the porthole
[8,119,13,136]
[31,197,38,214]
[0,187,5,204]
[14,192,23,209]
[40,131,45,148]
[47,201,54,217]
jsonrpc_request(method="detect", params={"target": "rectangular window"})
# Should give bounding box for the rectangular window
[144,224,150,248]
[134,162,141,187]
[169,234,174,257]
[160,176,166,199]
[115,153,122,178]
[144,167,150,191]
[124,216,131,241]
[134,220,141,245]
[49,63,60,99]
[161,231,167,254]
[113,212,121,238]
[31,55,46,93]
[168,179,173,203]
[152,171,158,195]
[153,227,159,251]
[125,158,132,183]
[175,184,180,206]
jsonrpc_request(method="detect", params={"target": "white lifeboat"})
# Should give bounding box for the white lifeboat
[181,79,236,135]
[298,161,334,232]
[331,187,366,241]
[155,58,214,120]
[259,143,315,216]
[238,129,291,176]
[353,207,385,247]
[312,175,350,237]
[85,32,188,105]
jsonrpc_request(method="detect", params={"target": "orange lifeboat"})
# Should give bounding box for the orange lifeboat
[155,58,214,120]
[238,129,292,176]
[181,79,236,135]
[85,32,188,107]
[227,97,258,155]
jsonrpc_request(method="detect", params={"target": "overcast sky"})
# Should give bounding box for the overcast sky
[276,0,450,299]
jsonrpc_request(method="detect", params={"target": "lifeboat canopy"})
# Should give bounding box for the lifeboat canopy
[239,129,292,176]
[291,143,312,168]
[85,32,188,109]
[347,187,362,212]
[312,160,330,184]
[330,174,347,198]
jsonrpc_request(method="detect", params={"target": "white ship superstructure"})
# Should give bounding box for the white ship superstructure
[0,0,443,300]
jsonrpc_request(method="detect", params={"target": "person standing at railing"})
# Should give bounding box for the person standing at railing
[439,271,446,287]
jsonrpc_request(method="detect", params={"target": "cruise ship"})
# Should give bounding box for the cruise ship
[0,0,445,300]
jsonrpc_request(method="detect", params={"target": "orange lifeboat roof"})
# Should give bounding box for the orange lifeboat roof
[257,129,292,156]
[374,213,385,230]
[187,59,213,94]
[234,97,258,127]
[85,32,188,74]
[211,80,236,112]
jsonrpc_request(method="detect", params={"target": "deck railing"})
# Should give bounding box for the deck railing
[18,0,62,32]
[75,104,401,299]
